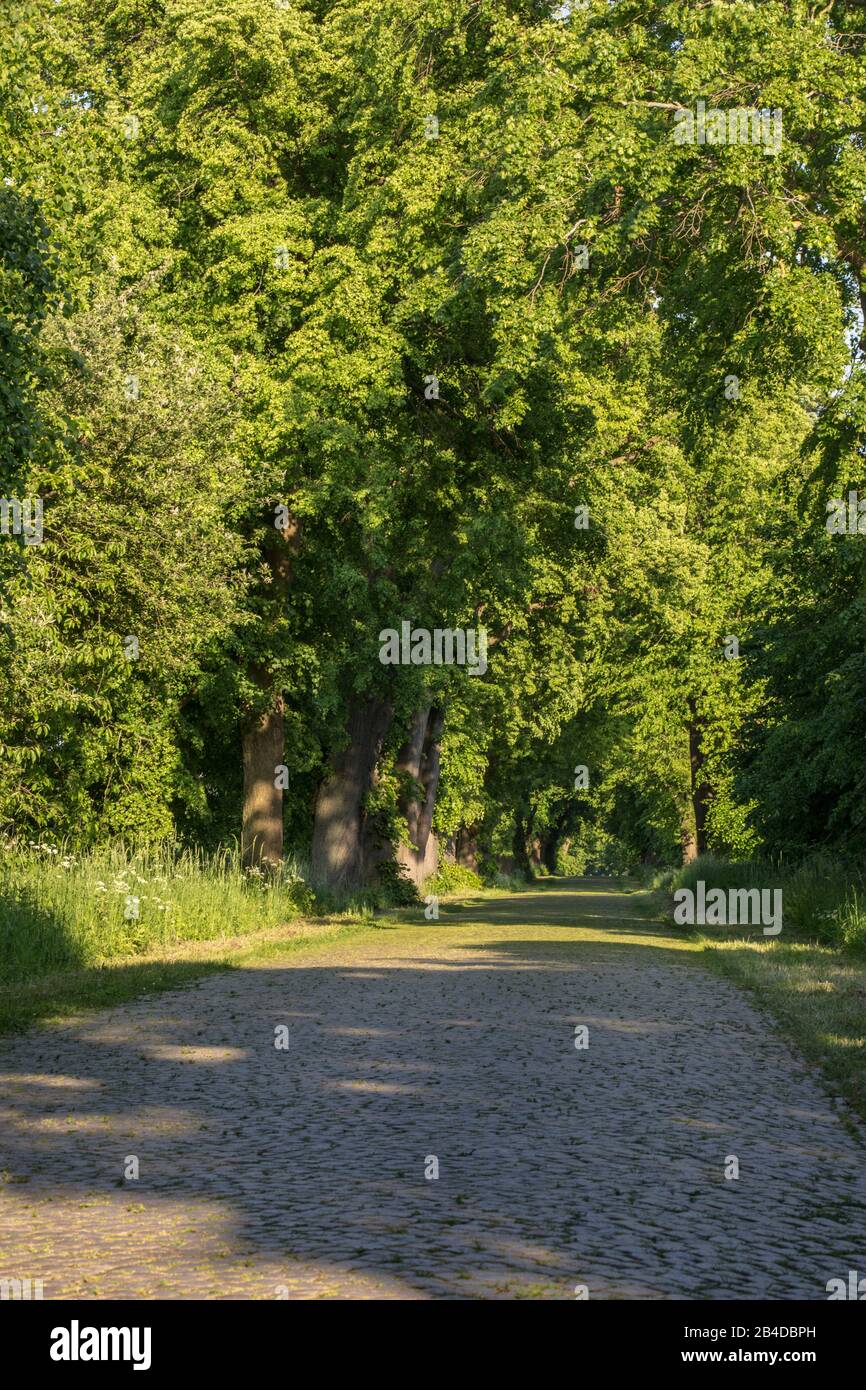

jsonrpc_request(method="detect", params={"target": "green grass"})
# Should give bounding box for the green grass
[0,838,318,984]
[0,837,531,1035]
[672,851,866,945]
[0,913,383,1035]
[645,853,866,1126]
[0,836,395,1033]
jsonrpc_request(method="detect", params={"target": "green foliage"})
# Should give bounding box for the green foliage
[373,857,420,906]
[426,860,484,895]
[0,287,245,839]
[673,852,866,951]
[2,0,866,939]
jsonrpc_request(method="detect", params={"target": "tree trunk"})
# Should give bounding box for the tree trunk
[415,708,444,855]
[240,510,301,868]
[241,683,285,868]
[680,818,698,865]
[311,695,393,891]
[687,697,710,859]
[396,706,444,885]
[395,708,429,855]
[455,824,480,870]
[512,814,534,880]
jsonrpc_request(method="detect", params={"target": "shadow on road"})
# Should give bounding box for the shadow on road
[1,877,863,1300]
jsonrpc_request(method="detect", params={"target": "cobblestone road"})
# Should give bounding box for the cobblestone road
[1,879,864,1299]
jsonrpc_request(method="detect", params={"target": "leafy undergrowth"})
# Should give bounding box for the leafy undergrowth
[425,860,530,896]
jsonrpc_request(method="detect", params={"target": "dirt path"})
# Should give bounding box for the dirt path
[1,878,864,1299]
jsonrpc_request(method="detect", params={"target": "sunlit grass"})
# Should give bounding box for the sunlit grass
[0,837,315,984]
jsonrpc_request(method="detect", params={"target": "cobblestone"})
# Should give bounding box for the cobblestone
[1,880,864,1299]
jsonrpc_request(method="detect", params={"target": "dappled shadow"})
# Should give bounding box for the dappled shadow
[2,886,866,1300]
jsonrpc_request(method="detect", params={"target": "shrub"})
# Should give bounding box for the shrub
[374,857,420,906]
[426,860,485,895]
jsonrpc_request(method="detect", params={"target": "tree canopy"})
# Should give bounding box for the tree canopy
[1,0,864,885]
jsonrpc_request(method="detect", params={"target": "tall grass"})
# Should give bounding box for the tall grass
[0,838,315,984]
[634,863,678,892]
[669,851,866,949]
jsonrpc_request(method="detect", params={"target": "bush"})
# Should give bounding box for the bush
[557,847,587,875]
[426,860,485,895]
[374,857,420,906]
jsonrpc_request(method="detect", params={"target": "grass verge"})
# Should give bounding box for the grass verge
[634,856,866,1127]
[695,933,866,1130]
[0,916,383,1036]
[0,836,533,1036]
